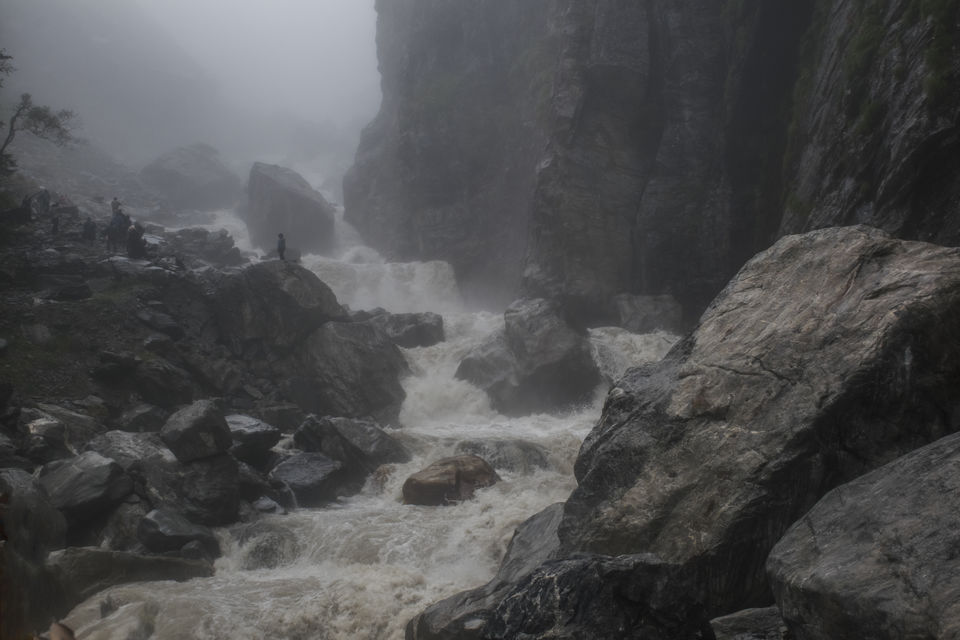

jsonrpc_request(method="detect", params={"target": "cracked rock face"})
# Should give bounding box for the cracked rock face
[558,226,960,615]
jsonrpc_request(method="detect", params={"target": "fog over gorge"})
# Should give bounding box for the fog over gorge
[3,2,960,639]
[1,0,380,173]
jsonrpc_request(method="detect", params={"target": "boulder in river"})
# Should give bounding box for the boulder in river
[456,298,600,416]
[366,310,445,348]
[293,415,410,484]
[402,455,500,506]
[284,321,408,424]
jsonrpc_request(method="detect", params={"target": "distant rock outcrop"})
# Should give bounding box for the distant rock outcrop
[244,162,336,255]
[140,143,242,211]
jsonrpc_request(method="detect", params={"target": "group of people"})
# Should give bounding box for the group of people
[103,196,147,258]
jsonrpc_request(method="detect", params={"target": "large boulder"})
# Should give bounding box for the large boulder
[293,415,410,484]
[402,455,500,506]
[138,453,240,526]
[767,431,960,640]
[456,298,600,415]
[160,400,232,463]
[285,321,408,424]
[244,162,336,254]
[214,261,347,357]
[140,143,242,211]
[557,226,960,615]
[38,451,133,526]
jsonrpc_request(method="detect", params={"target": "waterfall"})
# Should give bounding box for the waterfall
[61,212,678,640]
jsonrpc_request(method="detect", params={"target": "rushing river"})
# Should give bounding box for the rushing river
[62,209,678,640]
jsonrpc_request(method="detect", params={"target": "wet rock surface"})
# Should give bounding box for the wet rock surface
[768,431,960,640]
[559,227,960,614]
[456,298,600,415]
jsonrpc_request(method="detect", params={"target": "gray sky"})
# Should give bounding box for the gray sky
[2,0,382,166]
[136,0,381,129]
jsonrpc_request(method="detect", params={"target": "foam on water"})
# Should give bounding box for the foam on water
[61,212,679,639]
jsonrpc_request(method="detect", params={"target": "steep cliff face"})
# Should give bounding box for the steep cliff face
[346,0,959,321]
[343,0,554,307]
[780,0,960,246]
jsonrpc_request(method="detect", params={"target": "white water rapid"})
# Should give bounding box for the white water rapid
[62,209,678,640]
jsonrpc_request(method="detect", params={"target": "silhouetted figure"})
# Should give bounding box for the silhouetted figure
[111,196,121,215]
[50,213,60,236]
[277,233,286,261]
[82,217,96,242]
[126,223,148,259]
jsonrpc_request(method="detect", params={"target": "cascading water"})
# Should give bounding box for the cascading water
[61,209,678,640]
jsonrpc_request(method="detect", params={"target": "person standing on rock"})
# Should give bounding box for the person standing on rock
[277,233,286,261]
[111,197,121,215]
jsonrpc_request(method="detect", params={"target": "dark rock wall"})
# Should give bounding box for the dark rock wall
[343,0,554,308]
[345,0,960,321]
[779,0,960,246]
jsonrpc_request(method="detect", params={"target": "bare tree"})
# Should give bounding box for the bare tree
[0,50,76,176]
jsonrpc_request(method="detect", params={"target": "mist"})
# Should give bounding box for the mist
[1,0,381,181]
